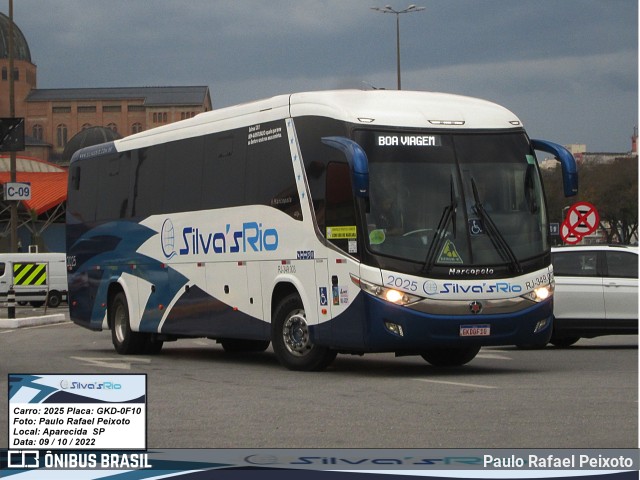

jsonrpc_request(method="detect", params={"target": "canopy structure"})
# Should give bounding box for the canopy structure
[0,155,67,215]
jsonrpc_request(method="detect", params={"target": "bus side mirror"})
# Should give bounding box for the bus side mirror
[531,139,578,197]
[321,136,369,198]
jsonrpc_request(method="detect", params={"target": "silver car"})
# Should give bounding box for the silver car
[550,245,638,347]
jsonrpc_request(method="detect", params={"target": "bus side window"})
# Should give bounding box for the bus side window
[0,262,5,276]
[325,162,358,255]
[163,137,203,214]
[245,121,301,220]
[71,166,81,190]
[202,133,246,210]
[132,146,166,218]
[96,154,131,220]
[69,161,99,222]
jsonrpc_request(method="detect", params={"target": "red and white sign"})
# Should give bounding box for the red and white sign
[560,201,600,244]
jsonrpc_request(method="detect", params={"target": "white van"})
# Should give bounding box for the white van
[0,253,68,308]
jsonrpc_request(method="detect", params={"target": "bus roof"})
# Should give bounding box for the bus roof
[112,89,523,152]
[288,90,522,129]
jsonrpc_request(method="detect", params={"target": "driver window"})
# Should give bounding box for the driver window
[325,162,358,256]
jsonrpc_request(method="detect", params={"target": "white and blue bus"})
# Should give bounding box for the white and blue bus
[66,90,578,371]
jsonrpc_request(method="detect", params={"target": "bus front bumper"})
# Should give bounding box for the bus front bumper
[314,293,553,352]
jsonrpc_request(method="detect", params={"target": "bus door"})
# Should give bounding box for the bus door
[313,257,330,342]
[322,151,365,346]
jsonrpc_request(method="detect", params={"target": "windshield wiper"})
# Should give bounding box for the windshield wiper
[470,178,522,274]
[423,175,457,273]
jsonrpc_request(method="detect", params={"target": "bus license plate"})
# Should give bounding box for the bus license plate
[460,325,490,337]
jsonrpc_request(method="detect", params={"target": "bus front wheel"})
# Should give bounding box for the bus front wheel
[420,345,481,367]
[271,293,336,371]
[110,292,163,355]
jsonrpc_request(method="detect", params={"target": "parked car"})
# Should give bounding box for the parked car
[550,245,638,347]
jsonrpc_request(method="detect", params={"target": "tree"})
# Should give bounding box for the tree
[541,157,638,244]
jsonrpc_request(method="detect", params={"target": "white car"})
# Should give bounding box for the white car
[550,245,638,347]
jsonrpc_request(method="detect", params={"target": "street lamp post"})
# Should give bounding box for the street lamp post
[371,4,425,90]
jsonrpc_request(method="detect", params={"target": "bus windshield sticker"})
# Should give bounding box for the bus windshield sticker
[437,240,464,264]
[326,226,357,240]
[468,218,484,236]
[369,229,385,245]
[376,134,442,147]
[526,154,536,165]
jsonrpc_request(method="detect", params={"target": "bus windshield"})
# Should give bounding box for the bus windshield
[356,130,548,272]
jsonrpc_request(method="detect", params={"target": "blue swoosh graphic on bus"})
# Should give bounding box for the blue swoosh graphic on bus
[68,220,188,332]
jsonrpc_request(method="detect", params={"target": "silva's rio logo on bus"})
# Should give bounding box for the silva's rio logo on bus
[161,219,279,259]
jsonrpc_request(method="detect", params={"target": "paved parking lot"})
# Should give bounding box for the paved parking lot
[1,313,636,448]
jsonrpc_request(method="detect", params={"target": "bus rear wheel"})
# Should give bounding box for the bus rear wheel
[420,345,481,367]
[272,293,336,371]
[110,292,163,355]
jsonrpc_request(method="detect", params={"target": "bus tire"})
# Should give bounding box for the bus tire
[420,345,481,367]
[110,292,148,355]
[47,291,62,308]
[144,336,164,355]
[271,293,336,371]
[220,339,270,353]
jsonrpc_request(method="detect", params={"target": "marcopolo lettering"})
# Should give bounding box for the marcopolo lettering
[449,267,495,276]
[178,222,279,256]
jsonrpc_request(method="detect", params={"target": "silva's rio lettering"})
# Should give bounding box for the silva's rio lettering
[440,282,523,294]
[167,221,279,257]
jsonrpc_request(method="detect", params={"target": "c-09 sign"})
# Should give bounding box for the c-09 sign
[3,182,31,200]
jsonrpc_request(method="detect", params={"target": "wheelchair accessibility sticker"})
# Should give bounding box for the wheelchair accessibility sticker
[469,218,484,236]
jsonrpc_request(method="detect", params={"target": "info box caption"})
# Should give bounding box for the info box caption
[9,374,146,450]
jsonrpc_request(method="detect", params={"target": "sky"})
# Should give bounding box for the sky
[4,0,638,152]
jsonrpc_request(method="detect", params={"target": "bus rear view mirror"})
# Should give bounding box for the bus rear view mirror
[321,136,369,198]
[531,139,578,197]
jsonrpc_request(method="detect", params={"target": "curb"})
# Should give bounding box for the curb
[0,314,68,329]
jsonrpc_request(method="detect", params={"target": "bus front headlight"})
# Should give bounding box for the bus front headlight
[522,283,554,303]
[350,275,421,306]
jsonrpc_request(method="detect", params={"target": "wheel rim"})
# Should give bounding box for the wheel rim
[113,303,127,344]
[282,309,311,356]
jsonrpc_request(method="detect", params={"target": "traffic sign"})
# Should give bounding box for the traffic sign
[560,201,599,244]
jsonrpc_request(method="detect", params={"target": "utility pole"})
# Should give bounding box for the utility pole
[9,0,18,252]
